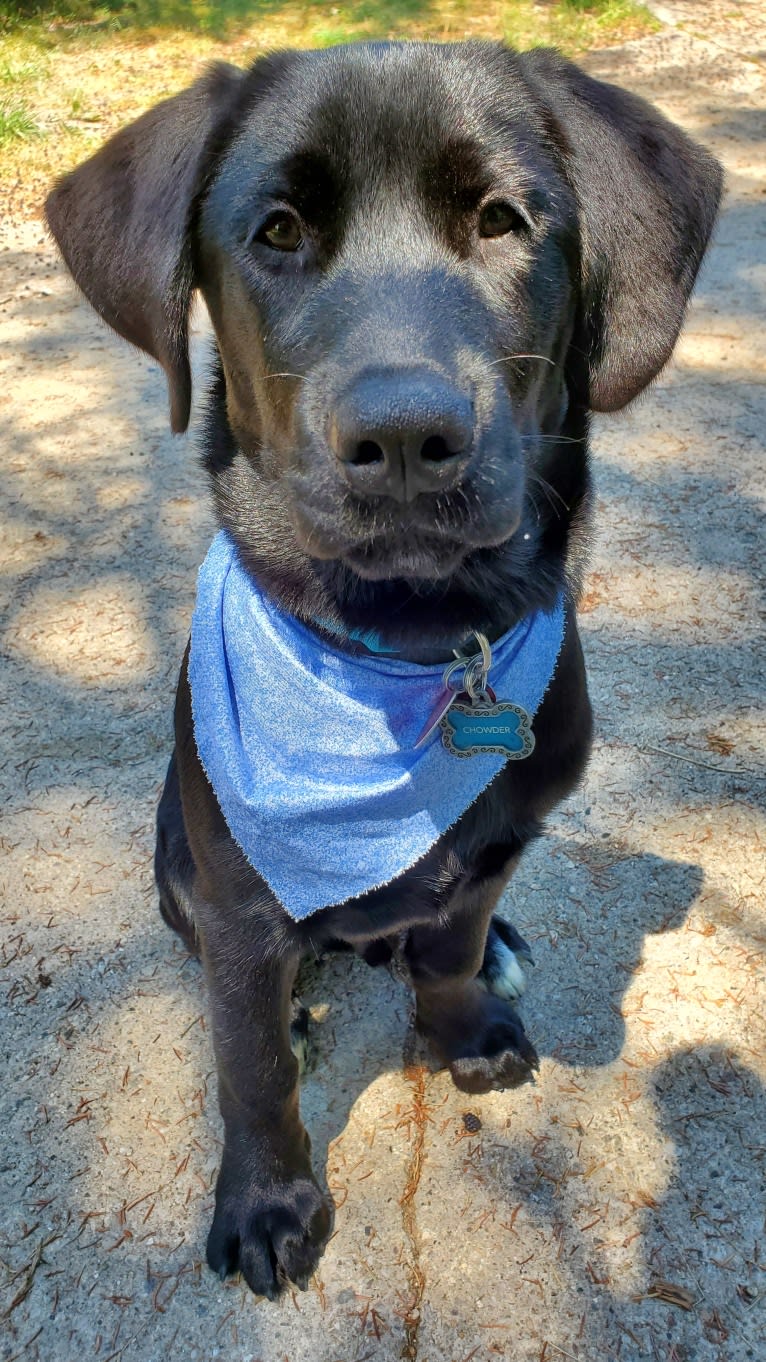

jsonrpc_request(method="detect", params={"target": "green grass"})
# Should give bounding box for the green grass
[0,55,45,80]
[0,97,42,138]
[1,0,657,41]
[0,0,659,215]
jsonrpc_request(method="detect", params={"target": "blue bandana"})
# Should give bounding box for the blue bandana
[189,532,565,919]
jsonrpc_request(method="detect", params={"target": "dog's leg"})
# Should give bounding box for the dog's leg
[405,870,538,1093]
[169,653,331,1297]
[154,749,199,955]
[194,905,332,1297]
[157,751,312,1074]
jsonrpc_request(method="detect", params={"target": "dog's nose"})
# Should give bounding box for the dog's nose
[329,369,474,502]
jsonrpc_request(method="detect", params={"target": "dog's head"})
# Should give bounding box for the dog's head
[46,42,721,652]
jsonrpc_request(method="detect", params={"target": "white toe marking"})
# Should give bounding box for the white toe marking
[488,939,527,1000]
[290,1029,310,1074]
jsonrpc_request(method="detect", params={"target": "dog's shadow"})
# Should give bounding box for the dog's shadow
[293,836,705,1176]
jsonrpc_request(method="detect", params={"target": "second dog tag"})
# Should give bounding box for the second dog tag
[414,685,466,749]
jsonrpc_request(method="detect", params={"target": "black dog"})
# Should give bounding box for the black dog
[46,40,721,1300]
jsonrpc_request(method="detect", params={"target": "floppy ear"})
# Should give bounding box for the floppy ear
[520,49,723,412]
[45,63,244,433]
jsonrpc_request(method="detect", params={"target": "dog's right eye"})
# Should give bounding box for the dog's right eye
[478,200,529,238]
[256,212,304,252]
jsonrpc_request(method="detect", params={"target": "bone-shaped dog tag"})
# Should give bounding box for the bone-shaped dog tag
[440,700,535,761]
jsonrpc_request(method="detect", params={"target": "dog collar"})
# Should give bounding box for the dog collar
[189,531,565,919]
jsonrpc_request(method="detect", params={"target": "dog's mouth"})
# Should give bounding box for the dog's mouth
[341,532,467,581]
[289,490,522,582]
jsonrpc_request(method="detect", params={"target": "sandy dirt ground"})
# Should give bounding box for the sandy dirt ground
[1,5,764,1360]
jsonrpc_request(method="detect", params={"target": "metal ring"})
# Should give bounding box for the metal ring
[443,631,493,699]
[442,656,468,691]
[471,631,492,675]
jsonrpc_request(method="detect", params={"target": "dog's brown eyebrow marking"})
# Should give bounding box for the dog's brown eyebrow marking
[277,148,346,225]
[423,136,492,213]
[415,135,496,254]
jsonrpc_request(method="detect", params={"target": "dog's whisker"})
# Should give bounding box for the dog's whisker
[525,488,543,526]
[486,352,557,369]
[529,474,570,519]
[519,433,587,445]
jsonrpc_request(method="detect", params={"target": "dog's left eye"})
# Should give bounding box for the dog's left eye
[256,212,304,252]
[478,200,528,238]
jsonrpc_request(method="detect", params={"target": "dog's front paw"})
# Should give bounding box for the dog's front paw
[207,1153,332,1298]
[445,996,539,1095]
